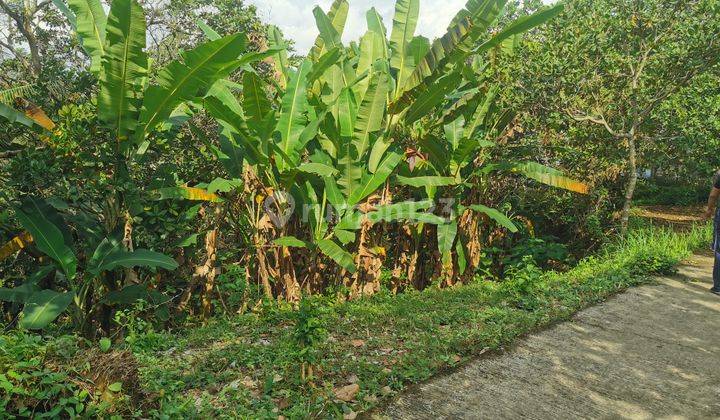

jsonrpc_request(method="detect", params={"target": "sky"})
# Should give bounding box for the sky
[245,0,471,54]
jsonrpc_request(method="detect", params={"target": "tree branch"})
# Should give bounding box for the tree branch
[566,109,625,138]
[0,0,23,27]
[0,150,22,158]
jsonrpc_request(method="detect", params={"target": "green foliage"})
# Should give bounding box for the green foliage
[29,222,702,418]
[1,197,178,330]
[499,0,720,227]
[635,179,708,206]
[0,333,89,417]
[292,298,328,370]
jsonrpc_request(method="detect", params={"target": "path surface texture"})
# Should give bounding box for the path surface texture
[378,254,720,419]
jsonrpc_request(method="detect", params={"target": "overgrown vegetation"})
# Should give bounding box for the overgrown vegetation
[1,0,718,416]
[0,223,710,417]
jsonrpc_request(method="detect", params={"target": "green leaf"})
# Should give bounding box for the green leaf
[197,19,220,40]
[273,236,311,248]
[334,229,356,244]
[403,71,463,124]
[317,239,356,273]
[437,221,458,255]
[242,72,271,126]
[407,35,431,71]
[464,86,498,140]
[68,0,107,74]
[298,162,339,177]
[99,338,111,353]
[475,4,564,54]
[391,17,473,110]
[206,177,243,193]
[353,69,389,157]
[307,47,343,84]
[393,0,506,110]
[204,97,265,164]
[444,115,465,150]
[464,204,518,232]
[347,150,403,206]
[267,25,289,88]
[355,31,386,101]
[93,249,178,274]
[52,0,77,28]
[28,266,55,284]
[108,382,122,392]
[313,6,342,51]
[87,236,123,275]
[0,102,34,127]
[396,176,458,188]
[15,198,77,280]
[103,284,149,305]
[367,200,445,225]
[324,176,347,216]
[456,239,467,275]
[389,0,420,96]
[366,7,389,57]
[135,34,247,147]
[308,0,349,60]
[98,0,148,141]
[19,290,74,330]
[337,87,357,138]
[276,60,312,171]
[0,282,40,303]
[176,233,199,248]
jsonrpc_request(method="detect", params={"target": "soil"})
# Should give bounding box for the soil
[374,254,720,419]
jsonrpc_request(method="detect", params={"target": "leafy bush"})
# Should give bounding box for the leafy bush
[635,179,707,206]
[500,256,547,310]
[0,333,88,417]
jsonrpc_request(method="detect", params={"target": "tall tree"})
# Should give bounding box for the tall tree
[506,0,720,232]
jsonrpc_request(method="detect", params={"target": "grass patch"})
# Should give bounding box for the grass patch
[0,222,712,418]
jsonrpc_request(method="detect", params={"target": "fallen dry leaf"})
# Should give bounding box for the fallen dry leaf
[451,354,462,363]
[363,394,378,403]
[344,411,358,419]
[334,383,360,402]
[351,339,365,347]
[242,376,256,389]
[380,385,393,396]
[274,397,290,410]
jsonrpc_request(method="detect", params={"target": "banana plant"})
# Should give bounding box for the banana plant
[62,0,265,225]
[0,197,177,330]
[195,0,582,296]
[390,15,590,284]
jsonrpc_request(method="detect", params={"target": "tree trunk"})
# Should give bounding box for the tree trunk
[620,135,638,234]
[200,228,218,319]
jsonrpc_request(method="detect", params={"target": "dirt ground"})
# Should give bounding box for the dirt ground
[374,254,720,419]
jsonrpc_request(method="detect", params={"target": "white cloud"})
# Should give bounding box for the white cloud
[247,0,466,54]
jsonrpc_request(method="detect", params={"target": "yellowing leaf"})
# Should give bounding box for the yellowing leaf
[24,103,56,131]
[514,162,590,194]
[0,232,33,261]
[155,186,222,202]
